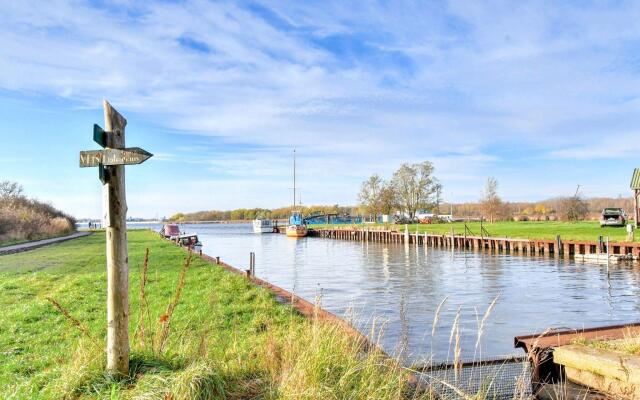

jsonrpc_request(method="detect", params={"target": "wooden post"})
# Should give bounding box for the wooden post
[635,189,639,229]
[103,100,129,377]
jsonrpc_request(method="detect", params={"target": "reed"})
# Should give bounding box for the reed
[155,251,192,353]
[431,296,448,338]
[45,297,98,348]
[475,295,499,351]
[134,247,150,347]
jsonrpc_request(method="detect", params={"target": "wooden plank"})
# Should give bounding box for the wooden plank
[564,366,638,399]
[554,345,640,384]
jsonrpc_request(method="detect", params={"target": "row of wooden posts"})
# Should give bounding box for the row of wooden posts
[309,227,640,258]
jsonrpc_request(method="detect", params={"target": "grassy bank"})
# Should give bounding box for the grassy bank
[313,221,636,242]
[0,230,423,399]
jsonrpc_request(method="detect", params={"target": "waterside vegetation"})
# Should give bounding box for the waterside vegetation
[0,181,76,247]
[0,230,430,399]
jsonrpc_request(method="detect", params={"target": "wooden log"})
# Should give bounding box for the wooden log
[103,100,130,377]
[633,189,640,229]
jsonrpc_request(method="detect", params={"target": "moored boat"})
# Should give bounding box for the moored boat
[286,211,307,238]
[160,223,181,239]
[285,149,308,238]
[253,218,275,233]
[176,233,203,253]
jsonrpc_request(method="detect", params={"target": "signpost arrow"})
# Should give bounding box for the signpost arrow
[80,147,153,168]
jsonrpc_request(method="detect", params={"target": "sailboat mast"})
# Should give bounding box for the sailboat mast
[293,148,296,208]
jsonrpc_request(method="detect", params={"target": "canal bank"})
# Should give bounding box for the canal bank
[171,232,533,398]
[0,230,424,399]
[177,223,640,365]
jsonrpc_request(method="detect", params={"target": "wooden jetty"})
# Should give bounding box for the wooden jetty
[285,227,640,259]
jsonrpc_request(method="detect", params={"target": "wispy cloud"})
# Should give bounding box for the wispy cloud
[547,132,640,160]
[2,1,640,215]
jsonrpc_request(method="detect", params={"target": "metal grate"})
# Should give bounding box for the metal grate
[413,357,531,399]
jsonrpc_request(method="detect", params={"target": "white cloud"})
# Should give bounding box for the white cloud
[547,132,640,160]
[2,1,640,216]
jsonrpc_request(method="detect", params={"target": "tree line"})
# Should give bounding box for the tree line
[169,166,630,223]
[358,163,625,222]
[168,204,356,222]
[459,178,621,222]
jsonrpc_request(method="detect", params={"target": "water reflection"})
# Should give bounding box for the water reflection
[128,222,640,363]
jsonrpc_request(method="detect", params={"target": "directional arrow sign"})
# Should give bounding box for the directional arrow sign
[80,147,153,167]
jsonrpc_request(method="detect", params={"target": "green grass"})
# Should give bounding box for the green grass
[0,230,422,399]
[574,335,640,356]
[313,221,636,242]
[572,331,640,356]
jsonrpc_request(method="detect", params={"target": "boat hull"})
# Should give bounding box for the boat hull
[286,225,308,237]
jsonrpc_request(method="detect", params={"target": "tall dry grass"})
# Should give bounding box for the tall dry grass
[0,181,76,244]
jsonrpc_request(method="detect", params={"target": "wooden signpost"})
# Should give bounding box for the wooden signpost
[80,100,152,377]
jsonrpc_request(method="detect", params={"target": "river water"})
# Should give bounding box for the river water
[125,222,640,364]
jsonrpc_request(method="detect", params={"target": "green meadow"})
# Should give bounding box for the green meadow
[318,221,635,242]
[0,230,419,399]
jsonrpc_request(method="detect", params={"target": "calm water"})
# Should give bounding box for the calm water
[127,222,640,363]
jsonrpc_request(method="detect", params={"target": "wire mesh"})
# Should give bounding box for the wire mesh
[414,357,531,399]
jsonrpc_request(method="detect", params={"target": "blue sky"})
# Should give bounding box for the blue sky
[2,1,640,218]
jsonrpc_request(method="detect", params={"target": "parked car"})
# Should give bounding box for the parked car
[393,215,417,224]
[600,208,627,227]
[160,223,181,239]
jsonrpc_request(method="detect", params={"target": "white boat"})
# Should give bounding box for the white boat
[253,218,274,234]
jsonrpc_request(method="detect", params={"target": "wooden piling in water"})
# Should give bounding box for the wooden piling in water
[307,228,640,261]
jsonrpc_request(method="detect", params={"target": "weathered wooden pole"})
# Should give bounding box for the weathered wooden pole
[635,189,639,229]
[103,100,130,377]
[79,101,152,378]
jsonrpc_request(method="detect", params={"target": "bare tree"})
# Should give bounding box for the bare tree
[0,181,23,200]
[391,161,439,219]
[358,174,383,219]
[434,183,442,215]
[379,182,398,216]
[481,177,503,222]
[561,195,589,221]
